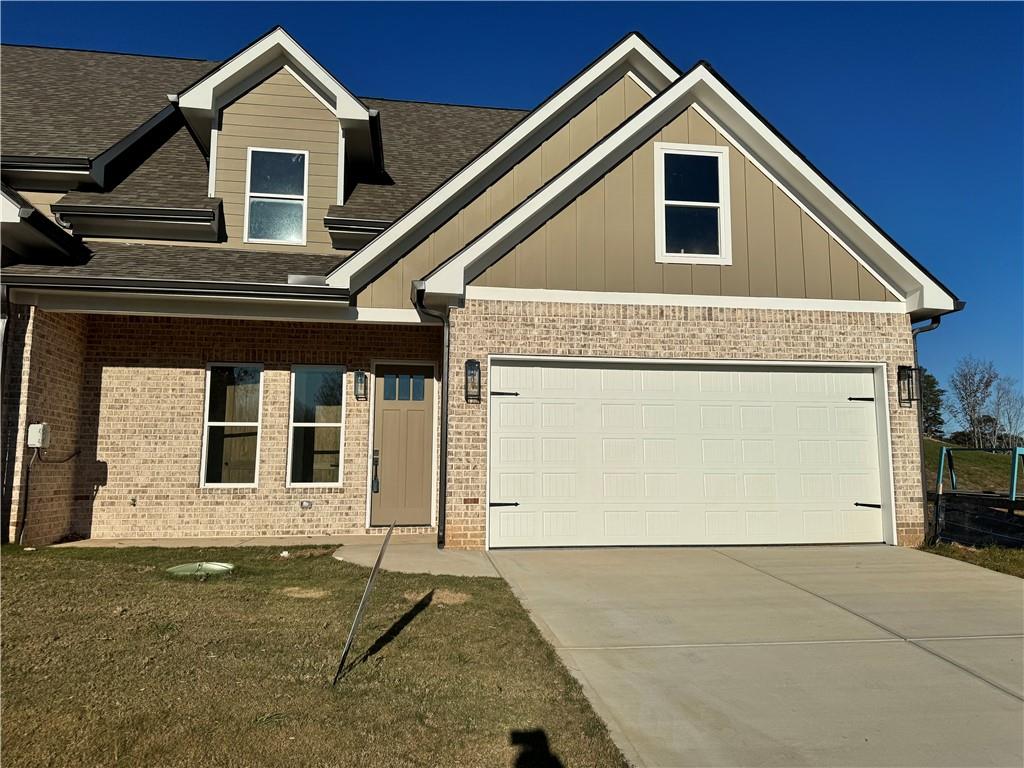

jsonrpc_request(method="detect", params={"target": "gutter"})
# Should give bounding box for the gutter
[913,299,966,545]
[51,203,218,224]
[412,281,450,549]
[323,216,391,234]
[1,274,350,302]
[0,156,92,173]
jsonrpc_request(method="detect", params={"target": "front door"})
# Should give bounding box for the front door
[370,364,435,526]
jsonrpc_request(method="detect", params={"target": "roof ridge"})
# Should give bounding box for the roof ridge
[0,42,216,63]
[361,95,529,113]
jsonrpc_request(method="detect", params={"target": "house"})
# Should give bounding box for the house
[0,28,961,549]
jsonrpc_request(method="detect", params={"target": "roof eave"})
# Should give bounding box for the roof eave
[0,273,351,302]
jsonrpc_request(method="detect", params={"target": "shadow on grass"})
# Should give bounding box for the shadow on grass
[352,589,434,670]
[510,729,565,768]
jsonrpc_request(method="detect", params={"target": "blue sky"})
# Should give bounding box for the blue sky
[3,2,1022,399]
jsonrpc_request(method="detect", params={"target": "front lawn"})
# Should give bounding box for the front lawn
[1,545,626,768]
[921,542,1024,578]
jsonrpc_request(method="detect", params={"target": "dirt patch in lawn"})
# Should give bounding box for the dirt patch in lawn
[404,588,470,606]
[277,587,329,599]
[1,545,625,768]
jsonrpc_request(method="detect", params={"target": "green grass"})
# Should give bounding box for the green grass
[923,437,1016,494]
[921,542,1024,579]
[1,545,626,768]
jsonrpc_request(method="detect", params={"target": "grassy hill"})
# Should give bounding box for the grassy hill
[923,437,1017,494]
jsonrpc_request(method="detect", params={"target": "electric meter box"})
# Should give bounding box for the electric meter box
[27,423,50,449]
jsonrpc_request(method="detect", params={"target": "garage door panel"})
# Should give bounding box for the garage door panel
[489,362,885,547]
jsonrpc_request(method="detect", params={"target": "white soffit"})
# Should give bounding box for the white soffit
[324,32,679,293]
[177,27,369,124]
[421,63,957,315]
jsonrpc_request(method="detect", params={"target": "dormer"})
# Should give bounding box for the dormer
[175,27,380,251]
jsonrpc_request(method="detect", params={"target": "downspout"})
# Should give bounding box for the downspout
[412,282,450,549]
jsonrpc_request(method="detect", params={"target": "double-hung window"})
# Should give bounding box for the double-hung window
[244,147,308,245]
[654,142,731,265]
[202,364,264,487]
[288,366,345,486]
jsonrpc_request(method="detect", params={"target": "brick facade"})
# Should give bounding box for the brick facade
[445,299,924,549]
[4,311,441,543]
[2,306,89,545]
[5,301,924,550]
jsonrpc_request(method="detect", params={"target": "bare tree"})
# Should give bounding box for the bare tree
[992,378,1024,448]
[947,356,999,447]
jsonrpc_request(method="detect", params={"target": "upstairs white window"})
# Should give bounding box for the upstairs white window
[654,142,731,265]
[244,148,307,245]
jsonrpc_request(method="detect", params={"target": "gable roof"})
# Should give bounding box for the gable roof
[0,43,526,229]
[0,44,215,161]
[55,114,214,212]
[419,60,959,319]
[325,31,680,293]
[176,26,368,123]
[328,98,527,223]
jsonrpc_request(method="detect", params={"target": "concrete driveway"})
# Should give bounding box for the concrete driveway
[491,545,1024,767]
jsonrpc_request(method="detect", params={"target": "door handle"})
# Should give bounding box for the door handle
[372,450,380,494]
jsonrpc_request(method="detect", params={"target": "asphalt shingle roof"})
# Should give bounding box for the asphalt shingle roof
[2,242,343,283]
[334,98,527,222]
[57,116,215,211]
[0,44,529,284]
[1,45,216,159]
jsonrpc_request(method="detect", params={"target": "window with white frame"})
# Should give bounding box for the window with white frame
[654,142,731,265]
[244,148,308,245]
[202,364,263,486]
[288,366,345,486]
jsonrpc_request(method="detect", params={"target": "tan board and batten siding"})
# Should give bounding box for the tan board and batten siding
[359,75,654,308]
[215,68,337,253]
[474,106,897,300]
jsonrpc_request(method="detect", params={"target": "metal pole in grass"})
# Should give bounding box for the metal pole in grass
[333,520,395,686]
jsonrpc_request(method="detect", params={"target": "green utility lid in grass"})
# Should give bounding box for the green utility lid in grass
[166,562,235,577]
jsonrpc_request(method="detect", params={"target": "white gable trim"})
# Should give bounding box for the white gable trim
[325,33,678,293]
[177,27,368,123]
[688,103,903,300]
[421,64,955,315]
[465,286,906,314]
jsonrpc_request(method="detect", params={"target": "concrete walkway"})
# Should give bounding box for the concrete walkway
[332,534,498,577]
[492,545,1024,768]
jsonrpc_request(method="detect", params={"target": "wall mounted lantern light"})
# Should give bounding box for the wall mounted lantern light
[465,359,481,403]
[897,365,920,408]
[353,369,368,401]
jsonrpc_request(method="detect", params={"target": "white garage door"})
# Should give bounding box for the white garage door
[487,360,886,548]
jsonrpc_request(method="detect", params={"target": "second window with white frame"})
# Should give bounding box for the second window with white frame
[244,148,308,245]
[654,142,731,265]
[202,364,263,486]
[288,366,345,486]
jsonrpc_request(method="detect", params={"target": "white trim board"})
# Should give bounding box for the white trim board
[178,27,368,123]
[9,288,439,325]
[465,286,907,314]
[326,32,678,293]
[422,63,954,315]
